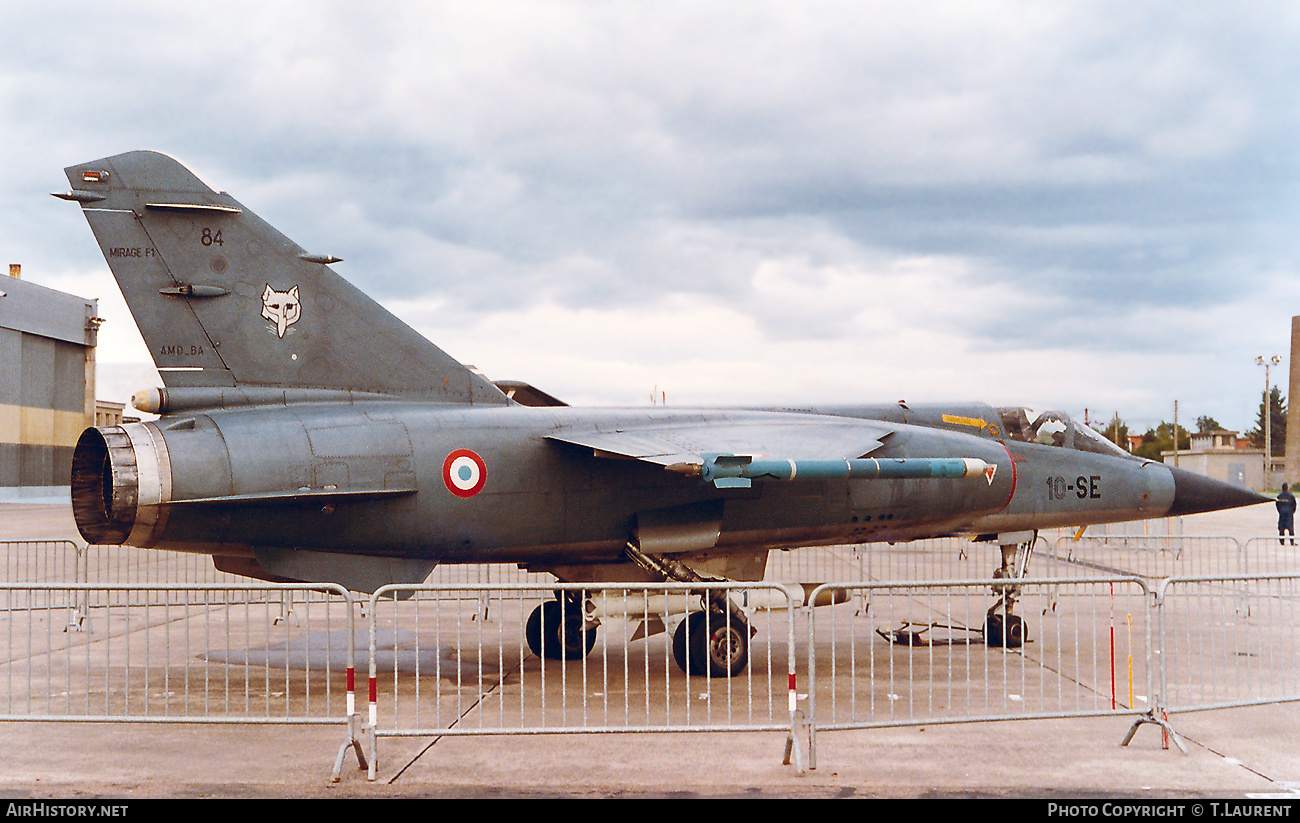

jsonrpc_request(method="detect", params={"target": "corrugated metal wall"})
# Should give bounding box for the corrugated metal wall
[0,273,97,488]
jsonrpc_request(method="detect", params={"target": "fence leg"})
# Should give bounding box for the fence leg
[274,590,299,626]
[332,712,374,782]
[1121,710,1188,755]
[782,708,810,776]
[65,596,88,633]
[65,545,90,633]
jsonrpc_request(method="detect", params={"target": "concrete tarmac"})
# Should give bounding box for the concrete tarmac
[2,501,1299,799]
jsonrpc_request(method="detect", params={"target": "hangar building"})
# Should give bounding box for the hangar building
[0,265,99,498]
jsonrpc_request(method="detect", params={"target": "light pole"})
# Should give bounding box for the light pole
[1258,355,1281,487]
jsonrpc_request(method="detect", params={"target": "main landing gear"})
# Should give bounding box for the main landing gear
[671,604,751,678]
[522,589,753,676]
[623,540,754,677]
[524,539,759,677]
[525,593,597,661]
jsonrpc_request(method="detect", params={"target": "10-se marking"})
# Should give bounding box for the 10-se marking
[1046,475,1101,500]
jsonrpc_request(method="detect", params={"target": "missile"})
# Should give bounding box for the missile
[666,454,996,488]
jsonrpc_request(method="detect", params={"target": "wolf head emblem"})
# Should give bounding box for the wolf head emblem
[262,284,301,338]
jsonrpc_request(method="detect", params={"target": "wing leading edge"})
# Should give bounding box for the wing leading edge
[546,412,998,489]
[545,412,893,467]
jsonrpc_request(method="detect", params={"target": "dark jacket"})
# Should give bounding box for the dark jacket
[1277,490,1296,524]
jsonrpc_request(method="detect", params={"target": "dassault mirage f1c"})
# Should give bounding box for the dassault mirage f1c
[57,151,1266,676]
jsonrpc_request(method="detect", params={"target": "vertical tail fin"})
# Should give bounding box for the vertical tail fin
[57,150,505,404]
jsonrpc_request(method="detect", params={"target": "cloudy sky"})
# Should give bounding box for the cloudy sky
[3,1,1299,434]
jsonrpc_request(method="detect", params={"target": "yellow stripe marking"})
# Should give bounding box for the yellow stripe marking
[942,414,989,430]
[0,404,89,448]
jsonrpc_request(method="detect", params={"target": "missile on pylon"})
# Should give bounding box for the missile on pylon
[666,455,996,489]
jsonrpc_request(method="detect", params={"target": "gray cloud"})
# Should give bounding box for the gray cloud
[3,1,1299,432]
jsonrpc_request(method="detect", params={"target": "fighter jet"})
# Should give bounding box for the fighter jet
[55,151,1266,676]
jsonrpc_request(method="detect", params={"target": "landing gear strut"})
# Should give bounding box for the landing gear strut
[624,540,754,677]
[986,532,1035,649]
[525,594,597,660]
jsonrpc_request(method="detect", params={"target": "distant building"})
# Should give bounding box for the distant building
[94,400,126,428]
[1192,431,1237,450]
[1163,429,1267,491]
[0,265,100,497]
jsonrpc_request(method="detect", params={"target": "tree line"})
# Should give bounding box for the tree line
[1098,388,1286,462]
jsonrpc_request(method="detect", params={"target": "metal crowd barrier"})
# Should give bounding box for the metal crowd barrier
[0,584,356,720]
[767,537,992,587]
[802,577,1156,768]
[11,531,1271,593]
[1240,537,1300,575]
[768,532,1267,587]
[355,581,803,779]
[2,541,257,618]
[1,540,82,585]
[1049,535,1246,579]
[1,540,83,615]
[3,538,1300,781]
[1155,573,1300,715]
[82,544,251,589]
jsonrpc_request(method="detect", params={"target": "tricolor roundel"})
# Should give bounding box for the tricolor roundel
[443,449,487,498]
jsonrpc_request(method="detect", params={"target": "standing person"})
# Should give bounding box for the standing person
[1277,483,1296,545]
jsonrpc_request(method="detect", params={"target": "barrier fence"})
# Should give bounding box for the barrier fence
[4,532,1289,592]
[1,540,81,586]
[359,581,802,779]
[0,583,355,724]
[803,576,1156,769]
[1048,535,1300,579]
[1,537,1298,781]
[1156,574,1300,714]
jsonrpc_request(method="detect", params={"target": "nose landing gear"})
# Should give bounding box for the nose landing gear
[985,532,1036,649]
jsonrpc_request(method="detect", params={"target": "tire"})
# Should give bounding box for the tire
[526,600,597,660]
[689,610,750,677]
[986,612,1025,649]
[672,612,708,675]
[525,603,546,657]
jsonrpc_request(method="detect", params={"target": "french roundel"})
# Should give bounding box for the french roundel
[443,449,487,498]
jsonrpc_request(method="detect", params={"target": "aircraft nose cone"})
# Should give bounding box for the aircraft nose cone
[1165,465,1272,517]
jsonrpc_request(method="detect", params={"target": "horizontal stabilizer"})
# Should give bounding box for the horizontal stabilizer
[493,380,568,407]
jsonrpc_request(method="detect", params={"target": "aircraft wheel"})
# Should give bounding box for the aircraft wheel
[689,610,750,677]
[526,600,597,660]
[672,611,708,675]
[985,612,1025,649]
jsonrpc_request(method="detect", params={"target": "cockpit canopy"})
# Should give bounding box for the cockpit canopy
[996,407,1130,458]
